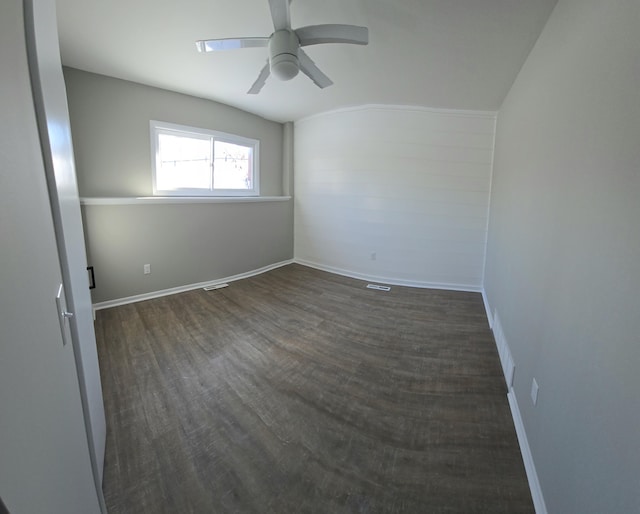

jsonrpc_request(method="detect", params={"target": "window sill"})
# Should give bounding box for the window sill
[80,196,291,206]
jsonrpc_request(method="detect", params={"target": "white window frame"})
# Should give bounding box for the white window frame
[150,120,260,197]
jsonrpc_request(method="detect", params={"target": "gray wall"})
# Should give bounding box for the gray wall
[484,0,640,512]
[83,201,292,303]
[0,1,101,511]
[64,67,284,197]
[64,68,293,303]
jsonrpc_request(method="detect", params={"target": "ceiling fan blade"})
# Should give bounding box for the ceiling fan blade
[195,37,269,53]
[268,0,291,31]
[296,24,369,47]
[247,60,271,94]
[298,49,333,89]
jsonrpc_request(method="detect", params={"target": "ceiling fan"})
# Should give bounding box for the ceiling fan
[195,0,369,94]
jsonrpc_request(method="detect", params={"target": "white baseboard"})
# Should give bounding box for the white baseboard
[484,288,547,514]
[492,311,515,389]
[481,288,493,329]
[507,389,548,514]
[483,290,514,388]
[92,259,294,311]
[294,258,482,293]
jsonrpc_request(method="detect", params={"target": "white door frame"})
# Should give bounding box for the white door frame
[23,0,107,510]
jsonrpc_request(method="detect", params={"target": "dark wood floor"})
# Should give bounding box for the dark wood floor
[95,264,533,513]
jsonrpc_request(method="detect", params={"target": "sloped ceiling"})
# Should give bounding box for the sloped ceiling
[56,0,557,123]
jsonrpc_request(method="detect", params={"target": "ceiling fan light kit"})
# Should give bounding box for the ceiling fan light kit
[269,30,300,80]
[195,0,369,94]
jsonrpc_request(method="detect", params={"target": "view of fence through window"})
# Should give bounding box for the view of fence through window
[213,140,252,190]
[156,133,252,192]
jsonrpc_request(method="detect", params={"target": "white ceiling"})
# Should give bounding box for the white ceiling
[56,0,557,123]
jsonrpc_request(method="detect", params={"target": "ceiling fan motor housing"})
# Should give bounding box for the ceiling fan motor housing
[269,29,300,80]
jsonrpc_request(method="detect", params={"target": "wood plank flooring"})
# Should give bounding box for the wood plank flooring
[95,264,533,513]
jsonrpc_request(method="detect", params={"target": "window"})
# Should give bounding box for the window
[151,121,259,196]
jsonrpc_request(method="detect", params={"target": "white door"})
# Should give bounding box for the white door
[24,0,107,489]
[0,1,103,512]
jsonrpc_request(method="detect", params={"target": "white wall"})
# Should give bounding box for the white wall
[484,0,640,512]
[294,106,495,290]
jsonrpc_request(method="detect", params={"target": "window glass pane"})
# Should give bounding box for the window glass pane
[151,121,258,196]
[156,133,211,191]
[213,140,252,190]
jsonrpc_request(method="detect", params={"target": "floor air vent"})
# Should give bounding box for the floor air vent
[366,284,391,291]
[203,283,229,291]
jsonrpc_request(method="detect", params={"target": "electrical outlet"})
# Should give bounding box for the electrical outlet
[143,264,151,275]
[531,378,539,406]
